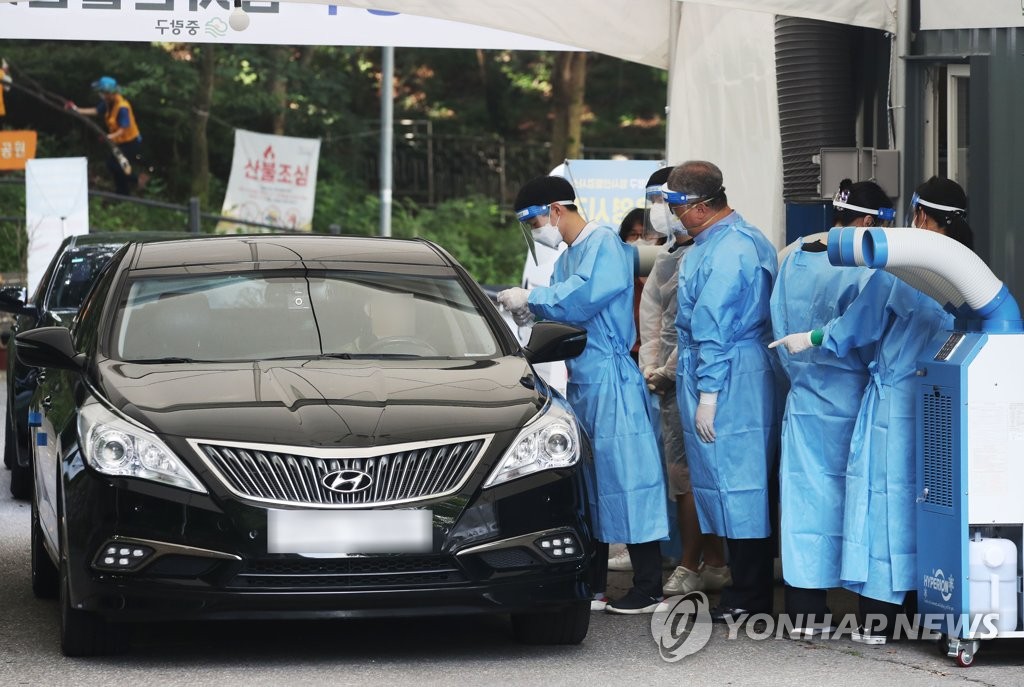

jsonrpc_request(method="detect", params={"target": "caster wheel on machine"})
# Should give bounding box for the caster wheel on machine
[956,648,975,667]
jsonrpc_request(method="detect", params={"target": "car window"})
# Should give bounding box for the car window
[113,270,501,362]
[72,249,125,354]
[46,245,122,311]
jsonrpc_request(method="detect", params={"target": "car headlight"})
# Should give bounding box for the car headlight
[484,397,580,488]
[77,400,206,493]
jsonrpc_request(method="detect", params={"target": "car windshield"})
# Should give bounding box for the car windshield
[48,246,122,310]
[113,270,501,362]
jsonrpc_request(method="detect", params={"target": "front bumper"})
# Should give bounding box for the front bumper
[62,452,596,622]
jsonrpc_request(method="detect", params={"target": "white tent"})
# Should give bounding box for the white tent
[296,1,898,246]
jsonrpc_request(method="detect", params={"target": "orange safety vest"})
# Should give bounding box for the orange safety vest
[104,93,140,144]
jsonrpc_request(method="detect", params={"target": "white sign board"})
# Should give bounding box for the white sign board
[920,0,1024,30]
[0,2,579,50]
[24,157,89,296]
[218,129,320,232]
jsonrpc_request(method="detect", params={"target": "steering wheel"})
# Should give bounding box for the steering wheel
[363,336,439,356]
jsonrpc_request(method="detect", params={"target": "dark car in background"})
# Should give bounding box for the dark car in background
[2,234,127,499]
[16,234,595,656]
[1,232,187,499]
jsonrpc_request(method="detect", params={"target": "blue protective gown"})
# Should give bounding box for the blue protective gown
[819,270,953,604]
[674,212,779,539]
[770,242,875,589]
[527,223,669,544]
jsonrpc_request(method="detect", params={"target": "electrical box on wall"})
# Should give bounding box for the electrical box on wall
[817,147,900,199]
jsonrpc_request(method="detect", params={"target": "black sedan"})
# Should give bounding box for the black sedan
[16,234,595,656]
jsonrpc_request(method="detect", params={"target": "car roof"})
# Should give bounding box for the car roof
[130,234,451,270]
[66,231,194,251]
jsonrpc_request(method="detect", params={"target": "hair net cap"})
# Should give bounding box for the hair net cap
[92,76,118,93]
[514,176,576,212]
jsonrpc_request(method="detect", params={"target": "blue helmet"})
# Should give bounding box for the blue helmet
[91,76,118,93]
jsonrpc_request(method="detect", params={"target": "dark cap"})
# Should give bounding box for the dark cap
[514,176,577,212]
[646,166,673,188]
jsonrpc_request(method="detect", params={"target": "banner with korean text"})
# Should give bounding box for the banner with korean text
[0,2,577,51]
[218,129,320,233]
[0,131,38,171]
[560,159,664,226]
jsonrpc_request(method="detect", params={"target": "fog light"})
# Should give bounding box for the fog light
[93,541,156,572]
[533,532,583,561]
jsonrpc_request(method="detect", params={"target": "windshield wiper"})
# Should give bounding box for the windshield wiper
[343,353,426,359]
[263,353,354,361]
[124,357,197,364]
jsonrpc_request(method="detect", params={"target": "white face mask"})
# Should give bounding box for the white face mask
[649,203,684,237]
[531,223,563,249]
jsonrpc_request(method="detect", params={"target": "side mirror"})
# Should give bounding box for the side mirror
[15,326,84,371]
[0,285,36,317]
[524,322,587,365]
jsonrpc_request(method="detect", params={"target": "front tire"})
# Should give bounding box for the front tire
[10,462,31,500]
[511,601,590,645]
[5,404,31,499]
[3,403,15,470]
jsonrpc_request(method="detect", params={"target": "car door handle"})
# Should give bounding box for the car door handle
[42,396,52,410]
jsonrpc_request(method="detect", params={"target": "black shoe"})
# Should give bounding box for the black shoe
[709,605,751,624]
[605,588,664,615]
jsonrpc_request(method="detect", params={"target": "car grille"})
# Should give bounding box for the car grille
[226,555,465,589]
[197,438,487,507]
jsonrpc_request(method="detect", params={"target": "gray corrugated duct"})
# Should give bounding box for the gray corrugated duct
[775,17,857,199]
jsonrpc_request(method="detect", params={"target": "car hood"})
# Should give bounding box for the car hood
[93,357,544,448]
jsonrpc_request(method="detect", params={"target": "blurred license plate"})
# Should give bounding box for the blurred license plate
[267,509,432,554]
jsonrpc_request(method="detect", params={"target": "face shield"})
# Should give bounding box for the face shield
[516,201,573,264]
[660,184,719,230]
[904,192,966,228]
[644,185,682,240]
[832,192,896,226]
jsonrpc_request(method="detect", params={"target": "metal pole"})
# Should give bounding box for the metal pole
[379,46,394,237]
[893,0,910,212]
[188,196,201,234]
[426,119,435,207]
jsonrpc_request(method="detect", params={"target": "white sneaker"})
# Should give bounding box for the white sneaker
[700,564,733,592]
[786,625,835,641]
[607,549,632,572]
[590,594,610,611]
[663,565,704,595]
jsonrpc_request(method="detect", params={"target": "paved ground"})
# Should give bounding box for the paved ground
[2,372,1024,685]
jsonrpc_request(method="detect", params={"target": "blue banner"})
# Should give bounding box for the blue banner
[560,159,664,228]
